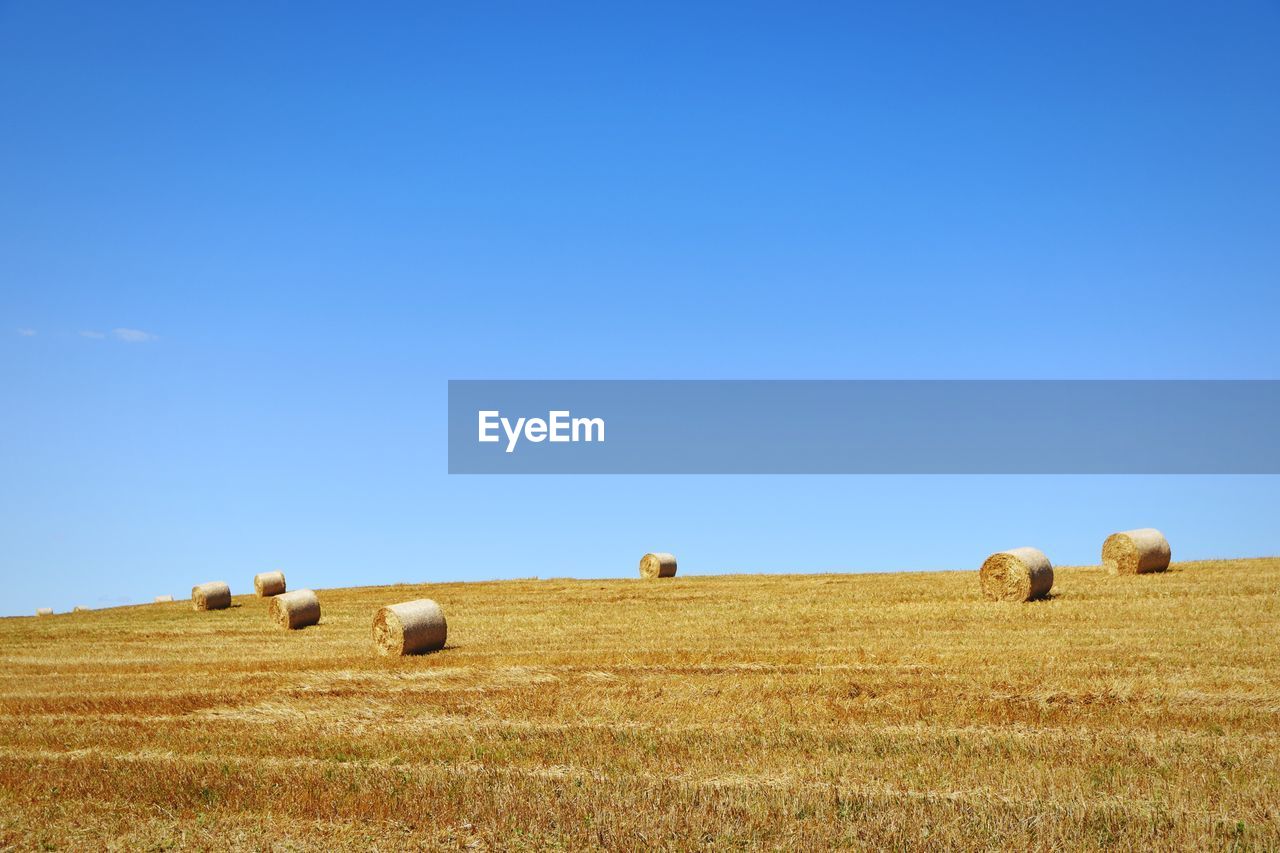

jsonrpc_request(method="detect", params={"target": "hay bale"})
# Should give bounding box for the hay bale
[639,552,677,579]
[35,608,53,617]
[154,595,174,603]
[1102,528,1170,575]
[979,547,1054,602]
[253,570,287,597]
[191,582,231,611]
[270,589,320,629]
[73,605,89,612]
[372,599,447,656]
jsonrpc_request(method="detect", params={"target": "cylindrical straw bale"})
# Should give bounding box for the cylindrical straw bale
[191,582,231,611]
[154,595,174,603]
[73,605,89,612]
[980,547,1054,602]
[1102,528,1171,575]
[372,599,447,655]
[270,589,320,629]
[254,570,287,597]
[639,552,677,579]
[35,608,53,617]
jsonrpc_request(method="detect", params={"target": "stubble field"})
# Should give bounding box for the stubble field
[1,558,1278,850]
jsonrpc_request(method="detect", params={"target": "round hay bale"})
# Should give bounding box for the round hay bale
[270,589,320,629]
[253,570,287,597]
[73,605,89,612]
[639,552,677,579]
[191,582,231,611]
[154,595,174,603]
[372,599,447,656]
[35,608,53,617]
[1102,528,1171,575]
[979,547,1054,602]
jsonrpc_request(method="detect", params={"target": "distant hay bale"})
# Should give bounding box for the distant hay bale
[270,589,320,629]
[980,547,1054,602]
[253,570,287,597]
[372,599,447,656]
[73,605,89,612]
[191,582,231,611]
[1102,528,1171,575]
[154,595,174,603]
[35,608,53,617]
[639,552,677,579]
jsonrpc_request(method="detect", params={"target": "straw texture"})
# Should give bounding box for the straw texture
[372,599,447,655]
[73,606,89,612]
[253,570,287,597]
[191,582,231,612]
[640,552,678,579]
[979,547,1054,602]
[270,589,320,629]
[154,595,174,603]
[1102,528,1171,575]
[35,608,53,617]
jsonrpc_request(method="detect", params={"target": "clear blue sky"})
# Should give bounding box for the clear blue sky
[2,2,1278,615]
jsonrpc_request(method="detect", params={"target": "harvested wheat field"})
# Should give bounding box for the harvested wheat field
[1,558,1278,850]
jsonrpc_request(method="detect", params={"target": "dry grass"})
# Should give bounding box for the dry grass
[1,558,1278,850]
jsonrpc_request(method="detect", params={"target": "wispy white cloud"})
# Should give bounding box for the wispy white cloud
[79,330,106,339]
[17,328,36,337]
[112,328,158,343]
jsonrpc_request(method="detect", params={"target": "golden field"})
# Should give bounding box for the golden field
[1,558,1278,850]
